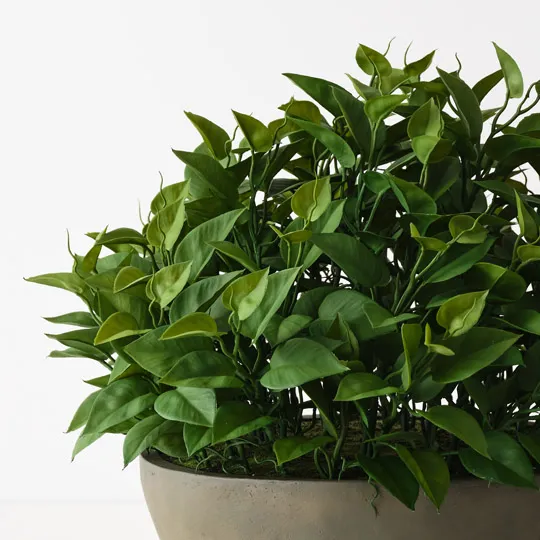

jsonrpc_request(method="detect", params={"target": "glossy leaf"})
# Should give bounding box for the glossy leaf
[222,268,269,321]
[95,312,145,344]
[183,424,212,456]
[335,373,399,401]
[212,402,273,444]
[209,241,258,272]
[365,95,407,127]
[147,262,192,309]
[185,111,230,160]
[419,405,489,457]
[161,313,219,340]
[493,42,523,99]
[291,177,332,222]
[273,436,334,466]
[436,290,488,337]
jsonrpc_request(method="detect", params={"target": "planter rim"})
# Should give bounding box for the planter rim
[141,450,492,486]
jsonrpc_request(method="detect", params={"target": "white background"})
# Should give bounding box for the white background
[1,0,538,537]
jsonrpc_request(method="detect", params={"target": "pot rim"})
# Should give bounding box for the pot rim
[140,450,495,486]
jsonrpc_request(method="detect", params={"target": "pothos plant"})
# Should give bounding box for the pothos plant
[28,41,540,511]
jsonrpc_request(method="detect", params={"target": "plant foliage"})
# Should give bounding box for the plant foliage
[28,42,540,510]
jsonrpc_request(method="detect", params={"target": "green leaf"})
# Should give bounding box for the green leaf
[426,237,495,284]
[459,431,536,489]
[233,110,272,152]
[212,402,274,444]
[467,263,526,303]
[310,233,389,287]
[150,181,190,214]
[404,50,436,78]
[356,454,419,510]
[72,432,104,460]
[146,262,192,309]
[161,313,219,340]
[146,198,186,250]
[222,268,269,321]
[44,311,96,328]
[154,387,216,427]
[96,228,148,247]
[493,42,524,99]
[449,215,487,244]
[169,271,243,321]
[346,74,381,100]
[273,314,312,345]
[410,223,447,252]
[408,99,442,139]
[172,150,239,200]
[401,323,422,390]
[515,191,539,242]
[432,327,520,383]
[124,327,213,376]
[502,307,540,336]
[389,176,437,214]
[484,134,540,163]
[395,446,450,510]
[356,44,392,77]
[332,86,372,154]
[418,405,489,457]
[518,433,540,464]
[364,95,407,127]
[185,111,230,160]
[123,414,176,466]
[436,290,488,337]
[291,177,332,222]
[174,208,245,281]
[160,350,240,388]
[183,424,212,456]
[25,272,86,295]
[411,135,453,164]
[152,422,187,459]
[518,244,540,263]
[94,312,145,344]
[241,267,301,341]
[67,391,100,432]
[437,68,483,140]
[113,266,149,293]
[261,338,348,391]
[283,73,346,117]
[273,436,334,466]
[472,70,503,104]
[335,373,399,401]
[209,241,258,272]
[83,378,155,434]
[288,117,356,169]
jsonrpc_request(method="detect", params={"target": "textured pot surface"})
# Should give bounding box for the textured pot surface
[140,452,540,540]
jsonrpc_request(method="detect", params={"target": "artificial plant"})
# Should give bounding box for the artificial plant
[28,41,540,510]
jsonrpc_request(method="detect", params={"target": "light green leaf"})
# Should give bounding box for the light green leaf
[515,191,539,242]
[436,290,488,337]
[183,424,213,456]
[174,208,245,281]
[408,98,442,139]
[365,94,407,127]
[94,312,145,344]
[25,272,86,295]
[241,267,301,341]
[493,42,523,99]
[291,177,332,222]
[169,271,243,321]
[185,111,230,160]
[146,198,186,250]
[274,314,312,345]
[113,266,149,293]
[154,387,216,427]
[389,176,437,214]
[401,323,422,390]
[261,338,348,391]
[222,268,269,321]
[150,181,190,214]
[233,110,272,152]
[161,313,219,340]
[146,262,192,309]
[404,50,436,78]
[356,44,392,77]
[44,311,96,328]
[449,215,487,244]
[273,436,334,466]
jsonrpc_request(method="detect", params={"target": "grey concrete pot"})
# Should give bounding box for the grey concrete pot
[140,451,540,540]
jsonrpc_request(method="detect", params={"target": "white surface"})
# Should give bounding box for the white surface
[0,502,158,540]
[1,0,538,508]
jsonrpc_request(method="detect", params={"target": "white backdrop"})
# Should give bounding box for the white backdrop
[1,0,538,506]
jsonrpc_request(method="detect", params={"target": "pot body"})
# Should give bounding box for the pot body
[140,452,540,540]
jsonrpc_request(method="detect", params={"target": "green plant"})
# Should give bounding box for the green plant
[28,41,540,511]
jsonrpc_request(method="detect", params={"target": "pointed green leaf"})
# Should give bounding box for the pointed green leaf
[335,372,399,401]
[291,177,332,222]
[161,313,218,340]
[185,111,230,160]
[273,436,334,466]
[146,262,192,309]
[436,290,488,337]
[183,424,213,456]
[212,402,274,444]
[95,312,145,344]
[493,42,524,99]
[365,95,407,127]
[209,241,258,272]
[154,387,216,427]
[233,110,272,152]
[222,268,269,321]
[67,391,100,433]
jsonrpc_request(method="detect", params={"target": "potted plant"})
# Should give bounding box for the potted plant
[28,41,540,539]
